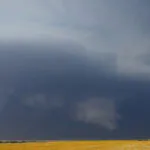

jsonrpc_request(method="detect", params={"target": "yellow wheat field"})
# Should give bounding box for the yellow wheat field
[0,140,150,150]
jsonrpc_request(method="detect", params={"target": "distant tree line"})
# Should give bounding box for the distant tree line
[0,140,37,143]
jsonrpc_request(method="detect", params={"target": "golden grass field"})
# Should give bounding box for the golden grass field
[0,140,150,150]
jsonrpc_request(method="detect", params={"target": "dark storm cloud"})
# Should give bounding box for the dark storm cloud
[0,41,118,139]
[1,0,150,140]
[0,41,150,140]
[0,41,118,128]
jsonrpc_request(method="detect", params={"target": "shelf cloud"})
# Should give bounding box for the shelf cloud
[0,0,150,140]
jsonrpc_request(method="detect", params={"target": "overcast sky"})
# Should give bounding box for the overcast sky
[0,0,150,140]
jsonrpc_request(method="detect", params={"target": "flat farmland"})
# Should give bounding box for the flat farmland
[0,140,150,150]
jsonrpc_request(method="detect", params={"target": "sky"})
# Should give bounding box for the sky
[0,0,150,140]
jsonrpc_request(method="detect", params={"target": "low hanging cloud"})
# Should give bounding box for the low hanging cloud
[75,98,120,130]
[23,93,64,109]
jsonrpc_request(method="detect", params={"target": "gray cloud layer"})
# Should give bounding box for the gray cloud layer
[0,41,118,129]
[0,41,150,140]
